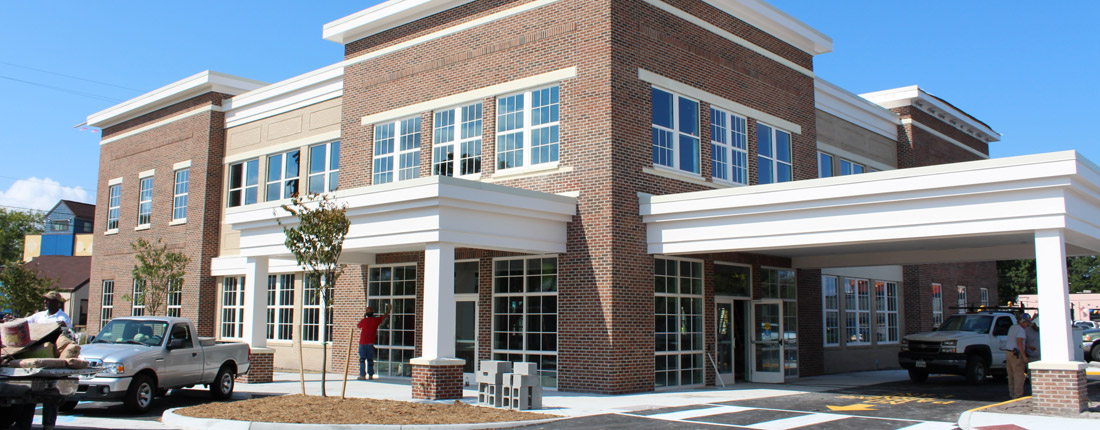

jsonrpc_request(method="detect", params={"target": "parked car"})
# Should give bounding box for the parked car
[72,317,251,413]
[1083,328,1100,362]
[1072,320,1097,329]
[899,311,1018,384]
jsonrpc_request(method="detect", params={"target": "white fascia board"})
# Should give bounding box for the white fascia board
[224,65,344,128]
[87,71,268,129]
[323,0,474,44]
[703,0,832,55]
[860,85,1000,142]
[814,76,899,140]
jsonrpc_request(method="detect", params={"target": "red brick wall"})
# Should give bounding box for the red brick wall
[238,349,274,383]
[903,262,999,334]
[411,363,464,400]
[89,94,228,337]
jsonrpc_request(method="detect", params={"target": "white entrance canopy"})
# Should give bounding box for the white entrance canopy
[641,150,1100,365]
[219,175,576,359]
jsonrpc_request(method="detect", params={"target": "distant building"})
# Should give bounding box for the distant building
[23,255,92,327]
[1017,293,1100,322]
[23,200,95,261]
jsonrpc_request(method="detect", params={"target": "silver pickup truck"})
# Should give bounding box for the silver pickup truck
[72,316,250,412]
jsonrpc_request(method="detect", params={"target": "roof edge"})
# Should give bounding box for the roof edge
[703,0,833,55]
[87,71,268,129]
[860,85,1001,143]
[323,0,474,44]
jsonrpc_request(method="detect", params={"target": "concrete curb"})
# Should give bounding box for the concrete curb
[163,408,566,430]
[958,410,1095,430]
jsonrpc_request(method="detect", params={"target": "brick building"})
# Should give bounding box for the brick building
[85,0,1099,413]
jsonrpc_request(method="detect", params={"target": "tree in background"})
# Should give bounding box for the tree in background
[997,256,1100,303]
[0,208,44,264]
[0,264,57,316]
[279,193,350,397]
[124,238,191,316]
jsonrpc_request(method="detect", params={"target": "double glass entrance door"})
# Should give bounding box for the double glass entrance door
[716,299,796,383]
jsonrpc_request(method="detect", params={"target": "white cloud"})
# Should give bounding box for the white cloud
[0,177,93,212]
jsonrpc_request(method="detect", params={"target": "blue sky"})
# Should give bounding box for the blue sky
[1,1,1096,211]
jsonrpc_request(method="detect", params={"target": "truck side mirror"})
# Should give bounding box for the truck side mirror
[167,338,185,350]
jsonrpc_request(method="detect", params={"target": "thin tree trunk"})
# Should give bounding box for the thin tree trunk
[298,334,306,395]
[341,328,353,399]
[321,340,328,397]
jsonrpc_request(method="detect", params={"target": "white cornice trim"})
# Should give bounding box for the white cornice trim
[323,0,475,44]
[814,77,899,140]
[639,69,802,135]
[87,71,266,129]
[861,85,1000,143]
[361,67,577,126]
[99,105,219,146]
[224,66,344,128]
[702,0,832,55]
[641,0,813,77]
[224,130,341,165]
[903,119,989,159]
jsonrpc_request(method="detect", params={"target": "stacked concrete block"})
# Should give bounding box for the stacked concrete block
[476,360,511,407]
[502,362,543,410]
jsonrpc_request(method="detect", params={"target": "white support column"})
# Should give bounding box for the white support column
[422,242,456,359]
[1033,229,1075,362]
[242,257,269,348]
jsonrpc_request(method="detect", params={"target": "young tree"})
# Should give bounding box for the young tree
[125,238,191,316]
[0,208,44,264]
[0,263,57,316]
[279,193,350,397]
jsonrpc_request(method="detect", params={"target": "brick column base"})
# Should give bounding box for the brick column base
[237,347,274,384]
[1030,362,1088,414]
[410,358,465,400]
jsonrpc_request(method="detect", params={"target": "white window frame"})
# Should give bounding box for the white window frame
[822,275,840,347]
[100,280,114,327]
[228,159,259,207]
[136,177,153,227]
[106,184,121,232]
[957,285,968,310]
[266,274,295,341]
[980,288,989,307]
[840,158,865,176]
[492,255,560,388]
[368,265,418,377]
[307,141,340,194]
[756,122,793,184]
[875,281,899,344]
[130,279,145,316]
[496,85,561,173]
[302,274,334,343]
[651,87,700,175]
[220,276,246,340]
[710,107,748,185]
[818,151,834,178]
[374,118,420,184]
[932,283,944,327]
[172,169,189,222]
[845,278,871,346]
[432,102,483,178]
[654,256,704,388]
[265,150,300,202]
[166,280,182,318]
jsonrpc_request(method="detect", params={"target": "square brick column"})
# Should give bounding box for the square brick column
[237,347,274,384]
[411,357,465,400]
[1029,361,1088,414]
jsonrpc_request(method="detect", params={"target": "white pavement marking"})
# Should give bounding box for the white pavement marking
[745,412,847,429]
[895,421,958,430]
[643,405,753,421]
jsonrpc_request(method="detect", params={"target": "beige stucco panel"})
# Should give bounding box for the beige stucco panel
[74,234,94,256]
[227,125,263,154]
[225,97,342,159]
[23,235,41,262]
[816,109,898,168]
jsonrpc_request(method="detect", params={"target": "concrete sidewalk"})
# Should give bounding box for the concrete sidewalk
[956,365,1100,430]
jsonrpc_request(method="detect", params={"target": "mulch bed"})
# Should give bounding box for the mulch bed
[175,394,557,425]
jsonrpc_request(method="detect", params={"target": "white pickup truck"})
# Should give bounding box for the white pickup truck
[72,316,251,412]
[899,311,1018,384]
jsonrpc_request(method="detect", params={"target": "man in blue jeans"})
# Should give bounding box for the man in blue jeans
[357,303,391,380]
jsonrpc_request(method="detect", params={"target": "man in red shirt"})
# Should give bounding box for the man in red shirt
[357,303,391,380]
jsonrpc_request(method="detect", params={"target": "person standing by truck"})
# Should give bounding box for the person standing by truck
[1005,313,1031,398]
[25,291,71,328]
[356,303,391,380]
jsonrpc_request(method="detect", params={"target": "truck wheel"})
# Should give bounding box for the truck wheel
[965,355,987,385]
[1091,343,1100,363]
[58,401,78,413]
[124,374,156,413]
[210,365,235,400]
[908,368,929,383]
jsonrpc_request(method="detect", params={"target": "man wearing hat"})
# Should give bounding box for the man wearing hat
[1005,313,1031,398]
[25,291,71,328]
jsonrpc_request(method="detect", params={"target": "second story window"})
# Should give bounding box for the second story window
[308,141,340,193]
[710,108,747,185]
[106,184,121,231]
[433,102,483,177]
[228,159,259,207]
[374,118,419,185]
[172,169,189,221]
[840,159,864,175]
[652,87,699,174]
[497,85,560,171]
[818,152,834,178]
[136,177,153,226]
[757,123,792,184]
[266,150,300,201]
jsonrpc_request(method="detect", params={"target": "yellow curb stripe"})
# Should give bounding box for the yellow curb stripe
[967,396,1031,413]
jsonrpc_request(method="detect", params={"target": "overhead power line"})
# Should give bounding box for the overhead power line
[0,75,123,103]
[0,61,143,93]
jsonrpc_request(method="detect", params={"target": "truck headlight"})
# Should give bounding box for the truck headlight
[941,340,957,353]
[900,339,909,351]
[100,362,125,375]
[1085,334,1094,342]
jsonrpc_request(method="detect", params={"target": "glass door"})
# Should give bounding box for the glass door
[752,300,784,383]
[455,296,478,385]
[715,301,734,383]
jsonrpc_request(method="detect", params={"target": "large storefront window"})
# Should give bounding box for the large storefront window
[266,274,295,341]
[875,281,899,344]
[826,275,903,347]
[368,265,417,377]
[492,256,558,388]
[220,276,245,339]
[302,275,334,343]
[654,258,703,388]
[822,276,839,346]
